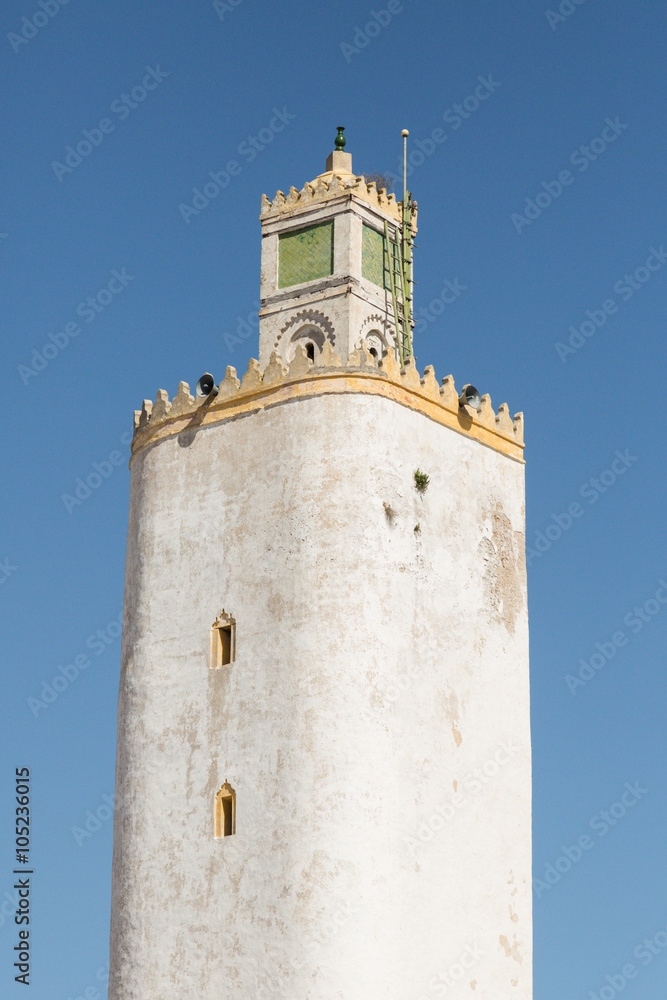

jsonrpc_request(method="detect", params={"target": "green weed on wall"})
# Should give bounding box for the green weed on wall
[278,221,334,288]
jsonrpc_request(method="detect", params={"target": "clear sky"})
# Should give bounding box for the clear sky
[1,0,666,997]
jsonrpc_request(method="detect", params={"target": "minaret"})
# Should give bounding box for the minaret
[108,133,531,999]
[258,126,414,368]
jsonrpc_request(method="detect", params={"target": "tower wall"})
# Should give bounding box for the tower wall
[109,356,530,999]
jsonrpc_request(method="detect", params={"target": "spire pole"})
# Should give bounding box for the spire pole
[402,128,408,205]
[401,129,413,358]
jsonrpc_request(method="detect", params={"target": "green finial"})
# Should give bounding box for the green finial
[335,126,346,151]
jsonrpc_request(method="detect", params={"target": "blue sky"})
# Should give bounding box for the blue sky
[1,0,666,996]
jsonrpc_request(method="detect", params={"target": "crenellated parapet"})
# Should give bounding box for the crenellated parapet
[260,172,403,225]
[132,345,524,464]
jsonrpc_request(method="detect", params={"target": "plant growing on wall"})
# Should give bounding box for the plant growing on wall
[414,469,430,493]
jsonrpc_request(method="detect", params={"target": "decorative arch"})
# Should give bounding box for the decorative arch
[363,330,386,364]
[358,314,394,363]
[359,313,395,364]
[274,309,335,361]
[215,781,236,838]
[286,325,326,362]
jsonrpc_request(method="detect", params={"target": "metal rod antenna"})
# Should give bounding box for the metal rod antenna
[401,129,413,357]
[402,129,408,204]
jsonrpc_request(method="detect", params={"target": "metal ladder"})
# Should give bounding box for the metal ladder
[384,215,413,367]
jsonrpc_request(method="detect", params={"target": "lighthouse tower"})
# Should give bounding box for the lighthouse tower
[108,134,531,999]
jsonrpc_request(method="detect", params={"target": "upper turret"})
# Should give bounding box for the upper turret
[257,129,415,369]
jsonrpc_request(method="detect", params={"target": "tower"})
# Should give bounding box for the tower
[108,133,531,999]
[258,127,415,368]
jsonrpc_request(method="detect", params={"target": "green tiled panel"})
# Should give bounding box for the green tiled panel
[362,223,391,290]
[278,221,334,288]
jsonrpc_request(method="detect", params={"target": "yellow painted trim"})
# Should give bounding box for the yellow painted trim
[131,369,525,465]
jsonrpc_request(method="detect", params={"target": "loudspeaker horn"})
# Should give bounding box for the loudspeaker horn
[195,373,218,399]
[458,384,481,409]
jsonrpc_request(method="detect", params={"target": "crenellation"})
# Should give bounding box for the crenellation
[477,394,496,429]
[218,366,240,400]
[400,355,421,390]
[131,347,525,461]
[346,344,375,370]
[240,357,263,393]
[495,402,514,435]
[262,350,288,385]
[420,365,441,401]
[312,177,328,198]
[439,375,459,408]
[260,171,401,223]
[151,390,172,423]
[288,344,313,378]
[314,339,342,368]
[380,349,401,381]
[138,399,153,431]
[328,174,343,194]
[170,382,195,417]
[298,181,315,205]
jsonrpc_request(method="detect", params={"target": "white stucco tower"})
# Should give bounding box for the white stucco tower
[109,136,531,999]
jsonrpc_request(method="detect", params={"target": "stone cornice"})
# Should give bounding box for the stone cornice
[131,345,525,466]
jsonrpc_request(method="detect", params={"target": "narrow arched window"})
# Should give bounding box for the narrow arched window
[364,331,386,364]
[210,610,236,668]
[215,781,236,837]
